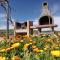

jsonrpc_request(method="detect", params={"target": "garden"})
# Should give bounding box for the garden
[0,33,60,60]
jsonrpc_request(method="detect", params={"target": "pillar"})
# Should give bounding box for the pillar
[27,21,33,37]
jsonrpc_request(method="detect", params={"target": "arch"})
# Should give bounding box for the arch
[39,16,52,25]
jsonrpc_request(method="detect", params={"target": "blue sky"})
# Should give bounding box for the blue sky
[0,0,60,30]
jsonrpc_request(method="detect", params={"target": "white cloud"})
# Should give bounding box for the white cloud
[0,26,6,30]
[54,16,60,31]
[33,19,38,25]
[9,25,14,29]
[0,24,14,30]
[0,13,15,29]
[0,14,6,18]
[51,4,60,15]
[0,13,7,21]
[0,15,14,29]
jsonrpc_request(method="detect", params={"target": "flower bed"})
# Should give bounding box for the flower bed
[0,33,60,60]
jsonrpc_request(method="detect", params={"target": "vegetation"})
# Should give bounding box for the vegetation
[0,29,14,36]
[0,33,60,60]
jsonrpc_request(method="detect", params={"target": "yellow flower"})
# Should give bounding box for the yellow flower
[2,57,6,60]
[29,43,32,45]
[33,48,39,52]
[39,50,43,52]
[11,42,20,48]
[36,49,43,53]
[33,41,36,44]
[35,49,42,53]
[32,46,36,49]
[23,35,28,38]
[0,56,6,60]
[45,45,49,48]
[44,45,49,50]
[30,40,32,42]
[20,40,23,43]
[24,43,29,49]
[6,47,12,51]
[44,48,47,51]
[11,56,20,60]
[51,50,60,57]
[33,46,43,53]
[0,49,6,52]
[45,38,51,42]
[33,48,43,53]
